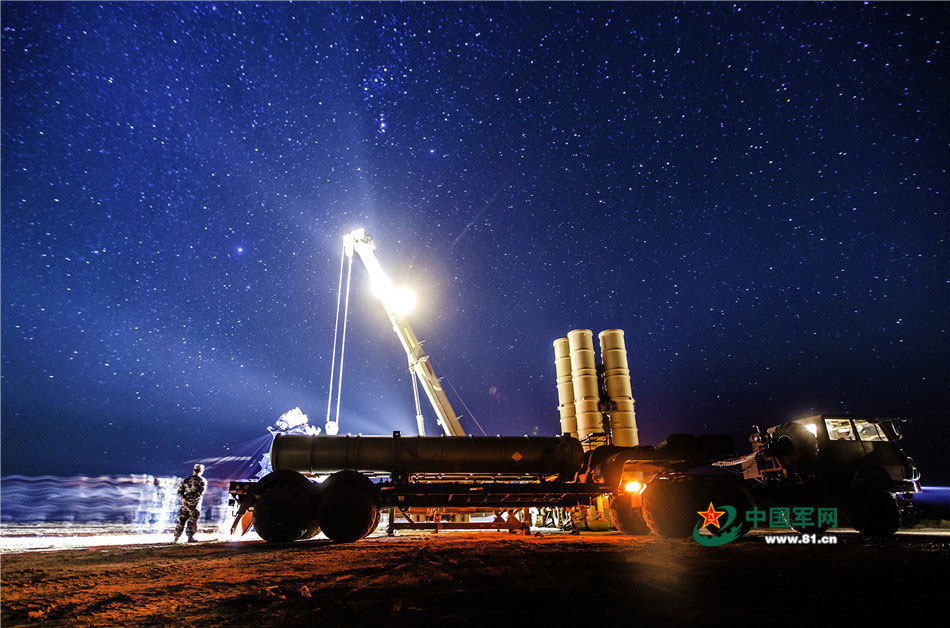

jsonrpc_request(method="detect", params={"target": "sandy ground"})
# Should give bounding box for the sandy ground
[2,528,949,626]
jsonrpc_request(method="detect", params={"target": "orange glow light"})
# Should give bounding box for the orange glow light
[623,480,644,494]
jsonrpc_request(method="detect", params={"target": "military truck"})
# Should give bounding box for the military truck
[228,413,920,542]
[227,231,920,542]
[747,415,920,535]
[640,415,921,537]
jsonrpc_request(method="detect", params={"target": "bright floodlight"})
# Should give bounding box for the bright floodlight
[370,279,416,317]
[389,285,416,316]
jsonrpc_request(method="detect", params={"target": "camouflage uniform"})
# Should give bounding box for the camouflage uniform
[174,471,206,541]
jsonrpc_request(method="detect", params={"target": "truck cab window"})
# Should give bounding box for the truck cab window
[824,418,856,441]
[853,419,887,442]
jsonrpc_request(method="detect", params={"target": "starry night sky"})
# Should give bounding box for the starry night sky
[2,2,947,482]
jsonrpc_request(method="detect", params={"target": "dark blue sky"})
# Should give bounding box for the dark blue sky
[2,2,947,482]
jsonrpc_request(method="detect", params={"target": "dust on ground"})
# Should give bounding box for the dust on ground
[2,530,948,626]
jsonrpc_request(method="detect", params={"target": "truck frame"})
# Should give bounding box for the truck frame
[228,429,736,542]
[229,413,920,542]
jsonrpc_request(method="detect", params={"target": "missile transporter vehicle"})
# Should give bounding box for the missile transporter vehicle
[227,232,920,542]
[228,323,921,543]
[228,326,743,543]
[229,413,921,542]
[228,429,739,543]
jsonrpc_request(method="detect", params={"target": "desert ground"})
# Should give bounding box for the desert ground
[2,527,948,627]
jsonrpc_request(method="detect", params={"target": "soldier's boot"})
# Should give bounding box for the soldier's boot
[173,533,181,542]
[187,536,197,542]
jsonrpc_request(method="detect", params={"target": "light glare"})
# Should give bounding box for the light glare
[624,480,644,494]
[390,285,416,316]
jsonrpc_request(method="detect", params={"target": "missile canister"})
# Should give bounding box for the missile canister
[270,434,585,478]
[598,329,639,447]
[567,329,603,449]
[553,337,577,438]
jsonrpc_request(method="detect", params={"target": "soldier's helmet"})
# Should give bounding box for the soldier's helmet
[193,464,205,475]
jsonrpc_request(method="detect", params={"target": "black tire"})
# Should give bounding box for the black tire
[365,506,381,538]
[252,472,321,543]
[848,485,901,536]
[641,477,700,538]
[318,470,380,543]
[609,493,651,535]
[694,476,754,539]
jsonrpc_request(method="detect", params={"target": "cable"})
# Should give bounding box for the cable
[325,245,346,425]
[446,377,487,436]
[333,253,354,429]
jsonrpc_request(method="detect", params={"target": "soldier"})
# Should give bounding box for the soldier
[174,464,207,542]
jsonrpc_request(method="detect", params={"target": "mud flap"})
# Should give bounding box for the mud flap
[230,506,254,536]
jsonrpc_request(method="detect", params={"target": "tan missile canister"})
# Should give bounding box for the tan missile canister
[553,337,577,438]
[567,329,603,449]
[598,329,639,447]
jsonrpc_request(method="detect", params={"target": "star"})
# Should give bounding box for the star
[697,503,726,529]
[0,1,942,485]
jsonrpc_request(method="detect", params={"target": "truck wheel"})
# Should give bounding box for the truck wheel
[365,507,381,538]
[253,471,321,543]
[641,477,699,538]
[609,494,651,535]
[318,470,380,543]
[695,477,754,538]
[848,486,901,536]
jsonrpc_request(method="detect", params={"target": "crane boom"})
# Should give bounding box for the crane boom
[343,229,466,437]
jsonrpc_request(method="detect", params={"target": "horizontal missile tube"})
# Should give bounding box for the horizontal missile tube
[271,434,585,478]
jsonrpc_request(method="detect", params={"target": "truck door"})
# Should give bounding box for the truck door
[822,417,865,469]
[852,418,903,480]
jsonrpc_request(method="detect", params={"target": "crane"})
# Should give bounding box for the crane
[324,228,465,438]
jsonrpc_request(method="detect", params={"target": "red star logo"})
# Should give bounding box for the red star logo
[697,502,726,529]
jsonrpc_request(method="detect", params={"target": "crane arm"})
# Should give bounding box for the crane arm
[343,229,466,437]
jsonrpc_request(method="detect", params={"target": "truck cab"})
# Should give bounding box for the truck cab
[747,415,921,535]
[764,415,920,493]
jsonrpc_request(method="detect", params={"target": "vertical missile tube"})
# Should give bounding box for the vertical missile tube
[553,337,577,438]
[567,329,603,450]
[598,329,638,447]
